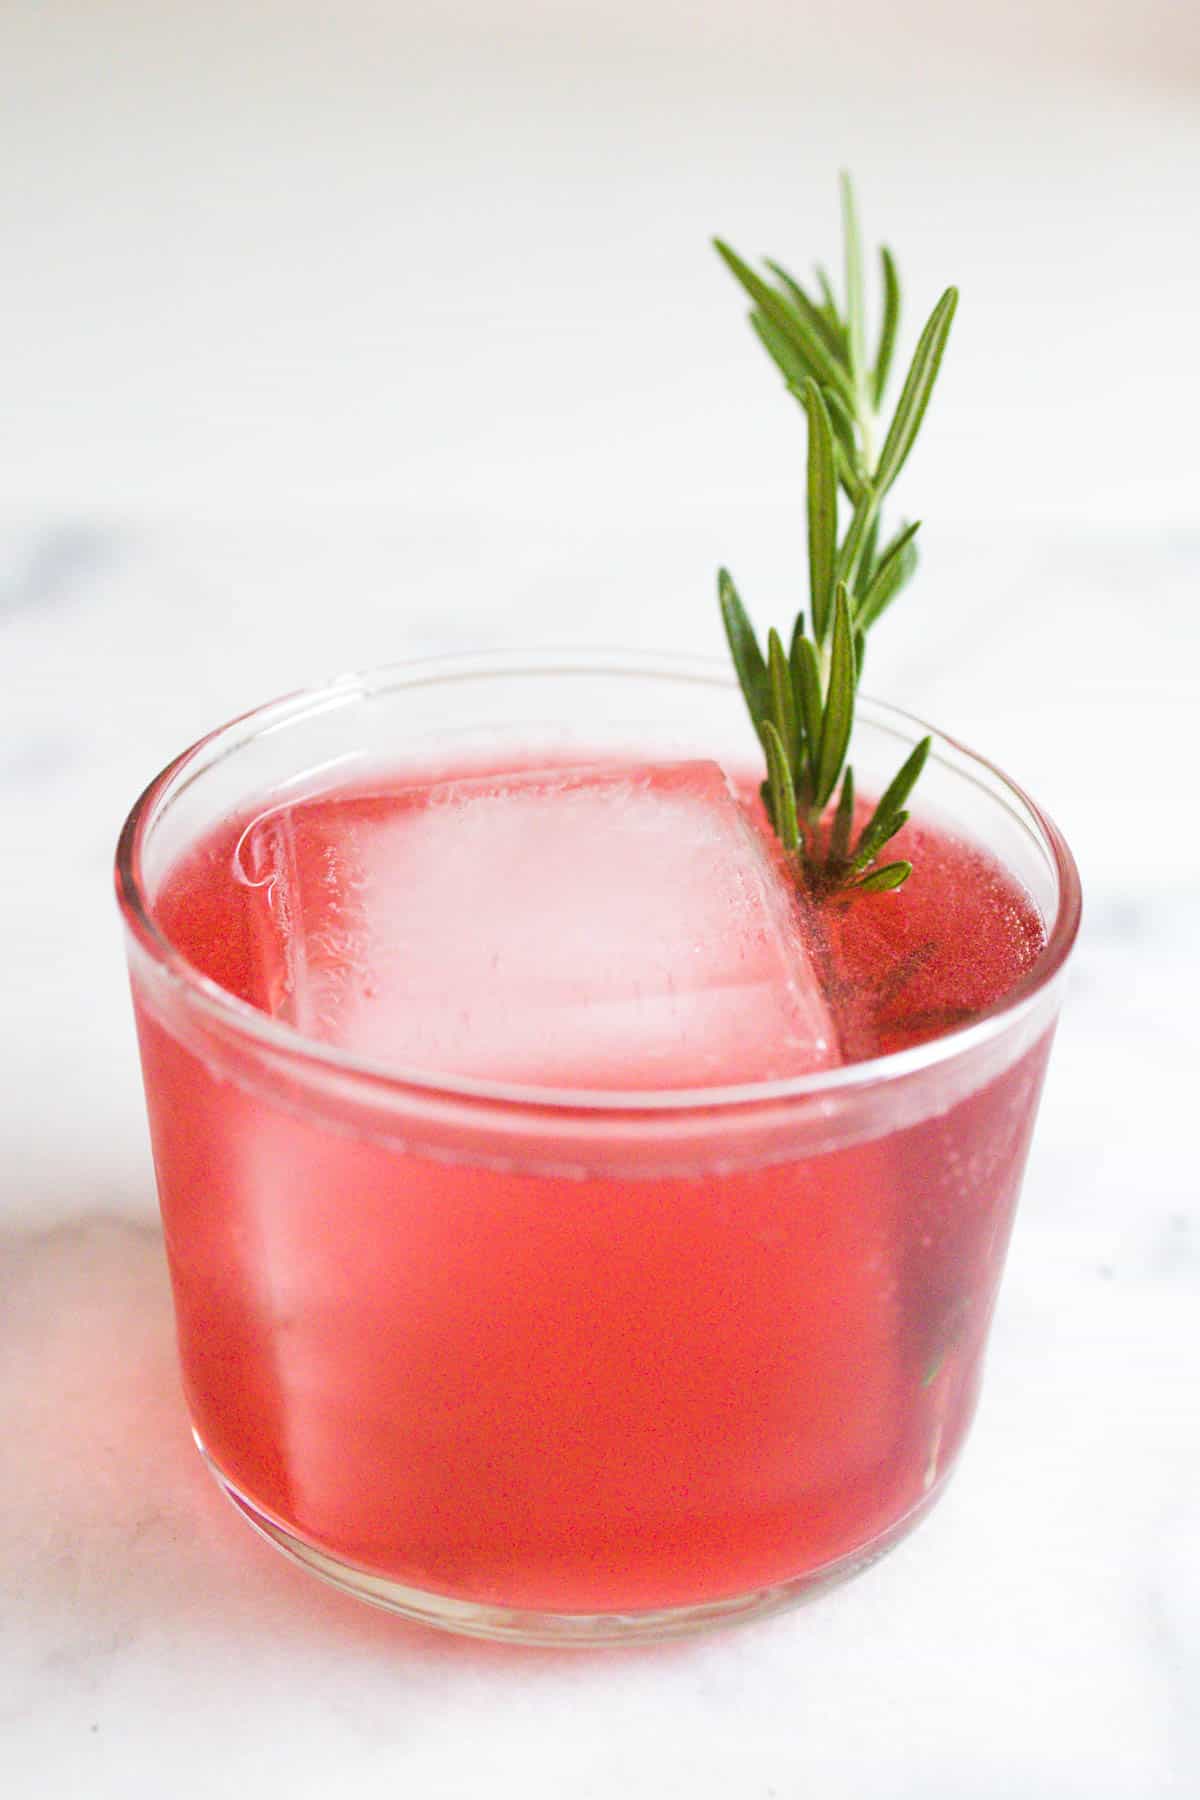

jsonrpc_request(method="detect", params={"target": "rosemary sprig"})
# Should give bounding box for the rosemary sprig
[714,174,957,894]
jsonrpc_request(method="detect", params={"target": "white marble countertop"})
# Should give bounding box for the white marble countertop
[4,4,1199,1794]
[4,512,1197,1797]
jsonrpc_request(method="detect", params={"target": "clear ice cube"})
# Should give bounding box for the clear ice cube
[239,760,839,1088]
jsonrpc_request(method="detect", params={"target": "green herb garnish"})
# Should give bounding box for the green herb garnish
[714,173,957,895]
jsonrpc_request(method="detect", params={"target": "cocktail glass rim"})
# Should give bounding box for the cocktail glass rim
[115,648,1082,1115]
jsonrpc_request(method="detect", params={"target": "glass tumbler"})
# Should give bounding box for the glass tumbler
[115,653,1080,1644]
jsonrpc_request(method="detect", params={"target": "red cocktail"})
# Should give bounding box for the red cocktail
[117,656,1079,1641]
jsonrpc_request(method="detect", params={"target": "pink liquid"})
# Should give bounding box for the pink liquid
[135,760,1049,1613]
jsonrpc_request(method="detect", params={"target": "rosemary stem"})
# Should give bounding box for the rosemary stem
[859,407,877,482]
[714,175,955,896]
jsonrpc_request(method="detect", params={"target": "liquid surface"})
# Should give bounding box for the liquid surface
[155,755,1045,1080]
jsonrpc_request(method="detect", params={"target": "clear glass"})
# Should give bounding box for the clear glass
[115,652,1080,1645]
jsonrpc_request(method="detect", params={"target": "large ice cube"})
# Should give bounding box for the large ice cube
[239,760,839,1088]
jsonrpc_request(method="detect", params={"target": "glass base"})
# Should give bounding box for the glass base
[196,1433,945,1645]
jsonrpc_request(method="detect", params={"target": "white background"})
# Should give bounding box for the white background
[4,0,1199,528]
[3,3,1198,1795]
